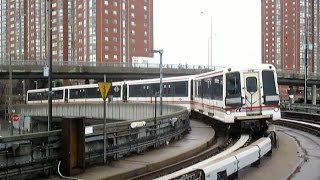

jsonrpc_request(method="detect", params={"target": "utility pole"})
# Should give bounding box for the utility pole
[47,0,53,131]
[304,0,308,104]
[152,49,163,115]
[9,56,13,135]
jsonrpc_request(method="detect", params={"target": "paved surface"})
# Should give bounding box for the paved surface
[280,126,320,180]
[72,120,215,180]
[239,126,320,180]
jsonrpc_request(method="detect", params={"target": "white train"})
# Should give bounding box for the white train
[27,64,281,133]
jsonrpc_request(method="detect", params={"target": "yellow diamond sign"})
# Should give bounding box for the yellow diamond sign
[98,82,112,99]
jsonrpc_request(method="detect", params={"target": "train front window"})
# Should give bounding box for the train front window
[246,77,257,93]
[262,70,279,104]
[225,72,242,107]
[262,71,276,95]
[226,72,241,97]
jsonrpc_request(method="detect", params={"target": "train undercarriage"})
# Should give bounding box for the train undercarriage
[191,111,278,147]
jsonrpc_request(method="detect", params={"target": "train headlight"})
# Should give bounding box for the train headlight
[226,110,231,115]
[274,107,279,112]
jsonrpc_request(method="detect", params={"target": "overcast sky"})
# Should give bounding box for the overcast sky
[153,0,261,67]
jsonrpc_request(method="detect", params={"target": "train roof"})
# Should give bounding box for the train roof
[124,74,194,85]
[194,63,276,79]
[27,81,124,93]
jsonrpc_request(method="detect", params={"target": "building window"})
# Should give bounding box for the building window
[131,30,135,35]
[131,4,135,9]
[114,55,118,59]
[113,46,117,51]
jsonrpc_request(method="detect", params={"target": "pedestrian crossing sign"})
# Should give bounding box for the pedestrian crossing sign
[98,82,112,100]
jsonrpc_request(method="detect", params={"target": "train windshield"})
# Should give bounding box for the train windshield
[225,72,242,107]
[262,70,279,104]
[226,72,241,97]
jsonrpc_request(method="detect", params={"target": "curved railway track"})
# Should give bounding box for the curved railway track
[128,133,257,180]
[274,111,320,137]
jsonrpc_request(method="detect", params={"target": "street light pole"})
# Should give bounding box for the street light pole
[47,0,53,131]
[153,49,163,115]
[304,1,308,104]
[9,56,13,135]
[210,16,213,68]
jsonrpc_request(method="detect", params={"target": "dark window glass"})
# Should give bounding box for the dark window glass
[175,81,188,97]
[87,87,100,98]
[110,86,121,97]
[246,77,257,92]
[212,75,223,100]
[202,78,211,99]
[262,71,277,95]
[70,89,86,99]
[196,80,202,98]
[226,72,241,97]
[53,90,63,100]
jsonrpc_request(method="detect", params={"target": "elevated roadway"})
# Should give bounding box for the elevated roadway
[1,60,319,85]
[0,60,210,80]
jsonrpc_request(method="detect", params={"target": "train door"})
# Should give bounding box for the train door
[243,72,262,115]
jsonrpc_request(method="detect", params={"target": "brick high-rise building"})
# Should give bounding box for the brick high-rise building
[262,0,320,100]
[262,0,319,73]
[0,0,154,65]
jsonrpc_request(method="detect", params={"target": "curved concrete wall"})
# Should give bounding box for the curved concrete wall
[14,103,185,121]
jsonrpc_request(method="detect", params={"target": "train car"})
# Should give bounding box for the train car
[67,82,124,103]
[192,64,280,133]
[125,75,194,110]
[26,82,124,104]
[27,86,68,104]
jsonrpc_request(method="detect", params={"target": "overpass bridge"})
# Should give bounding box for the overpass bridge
[0,60,211,80]
[0,60,319,86]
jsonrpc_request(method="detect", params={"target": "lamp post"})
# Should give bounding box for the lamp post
[304,2,309,104]
[47,0,53,131]
[201,12,213,69]
[152,49,163,115]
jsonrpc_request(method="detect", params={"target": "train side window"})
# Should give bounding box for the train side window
[112,86,121,97]
[54,90,63,99]
[212,75,223,100]
[87,87,99,98]
[195,80,202,98]
[175,81,188,97]
[226,72,241,97]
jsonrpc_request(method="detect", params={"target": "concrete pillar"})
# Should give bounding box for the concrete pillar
[312,85,317,105]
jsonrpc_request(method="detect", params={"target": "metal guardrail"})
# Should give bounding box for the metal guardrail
[0,103,190,179]
[0,59,223,71]
[1,60,319,80]
[281,103,320,113]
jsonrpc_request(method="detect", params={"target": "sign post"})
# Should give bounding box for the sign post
[98,81,112,164]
